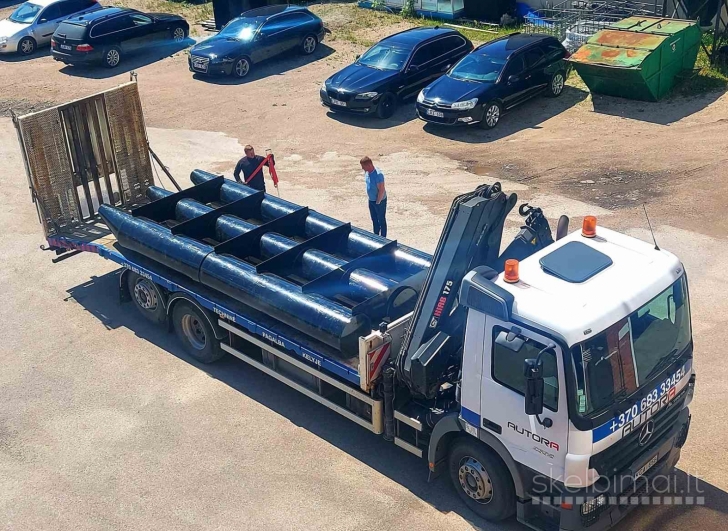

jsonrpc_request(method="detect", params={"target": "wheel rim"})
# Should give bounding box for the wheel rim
[458,456,493,504]
[181,314,207,351]
[485,104,499,127]
[133,279,158,311]
[235,59,249,77]
[173,27,185,42]
[21,39,33,54]
[381,96,393,115]
[552,74,564,95]
[303,36,316,54]
[107,49,120,66]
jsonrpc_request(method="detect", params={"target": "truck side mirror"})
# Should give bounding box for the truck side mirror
[495,327,524,352]
[523,358,544,416]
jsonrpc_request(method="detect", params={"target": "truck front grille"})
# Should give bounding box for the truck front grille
[589,389,687,477]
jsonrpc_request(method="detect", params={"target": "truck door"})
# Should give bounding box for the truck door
[480,317,569,479]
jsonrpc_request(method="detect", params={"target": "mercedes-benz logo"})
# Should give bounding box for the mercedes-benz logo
[639,420,655,446]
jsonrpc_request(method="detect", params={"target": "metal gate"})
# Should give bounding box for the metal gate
[13,81,154,238]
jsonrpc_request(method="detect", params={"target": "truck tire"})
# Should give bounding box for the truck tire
[172,301,226,364]
[448,438,516,521]
[127,272,166,325]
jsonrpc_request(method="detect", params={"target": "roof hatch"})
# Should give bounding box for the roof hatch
[539,241,613,283]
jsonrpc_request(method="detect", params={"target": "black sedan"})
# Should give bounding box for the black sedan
[320,27,472,119]
[51,7,189,68]
[188,5,325,78]
[416,33,570,129]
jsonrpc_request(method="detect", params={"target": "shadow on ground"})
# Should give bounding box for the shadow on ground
[0,47,50,63]
[66,270,522,531]
[590,87,726,125]
[325,101,419,129]
[67,270,728,531]
[59,39,194,79]
[423,86,589,143]
[193,44,335,85]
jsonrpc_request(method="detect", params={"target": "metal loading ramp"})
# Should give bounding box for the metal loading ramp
[568,17,701,101]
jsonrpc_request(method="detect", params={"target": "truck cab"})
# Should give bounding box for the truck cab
[453,221,694,530]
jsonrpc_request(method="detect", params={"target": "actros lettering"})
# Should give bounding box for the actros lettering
[508,422,560,451]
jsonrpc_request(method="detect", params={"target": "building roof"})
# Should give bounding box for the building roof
[496,226,683,347]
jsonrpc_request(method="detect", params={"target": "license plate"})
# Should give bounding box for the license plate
[192,61,208,72]
[426,109,444,118]
[60,44,72,50]
[634,454,658,480]
[330,98,346,107]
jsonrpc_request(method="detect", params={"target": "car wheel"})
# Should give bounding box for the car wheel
[103,46,122,68]
[18,36,36,56]
[231,57,251,78]
[547,70,566,97]
[301,34,318,55]
[171,25,187,43]
[480,101,502,129]
[376,92,397,119]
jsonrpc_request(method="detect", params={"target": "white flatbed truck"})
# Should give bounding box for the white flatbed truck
[16,85,695,531]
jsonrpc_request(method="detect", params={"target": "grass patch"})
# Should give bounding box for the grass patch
[674,33,728,96]
[311,3,514,48]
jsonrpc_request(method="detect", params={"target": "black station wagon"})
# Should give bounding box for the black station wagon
[51,7,189,68]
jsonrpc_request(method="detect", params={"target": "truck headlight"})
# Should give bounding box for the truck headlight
[581,494,608,515]
[355,91,378,100]
[451,98,478,110]
[417,91,425,103]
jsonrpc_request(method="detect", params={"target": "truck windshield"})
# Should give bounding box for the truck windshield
[570,276,691,417]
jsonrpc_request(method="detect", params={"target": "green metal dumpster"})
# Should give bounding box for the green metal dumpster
[568,17,701,101]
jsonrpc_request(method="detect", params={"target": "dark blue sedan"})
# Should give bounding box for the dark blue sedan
[416,33,569,129]
[189,5,325,78]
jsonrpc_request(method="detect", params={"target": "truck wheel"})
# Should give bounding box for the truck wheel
[448,439,516,521]
[172,301,225,364]
[127,272,166,325]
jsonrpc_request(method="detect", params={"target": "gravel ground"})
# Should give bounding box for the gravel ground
[1,2,728,530]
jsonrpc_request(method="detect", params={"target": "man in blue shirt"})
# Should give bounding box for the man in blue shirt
[360,156,387,237]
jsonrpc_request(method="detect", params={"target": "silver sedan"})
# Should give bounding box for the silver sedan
[0,0,101,55]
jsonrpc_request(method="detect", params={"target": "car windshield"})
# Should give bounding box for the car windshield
[219,18,261,41]
[570,276,691,417]
[357,44,411,71]
[450,54,506,82]
[9,2,42,24]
